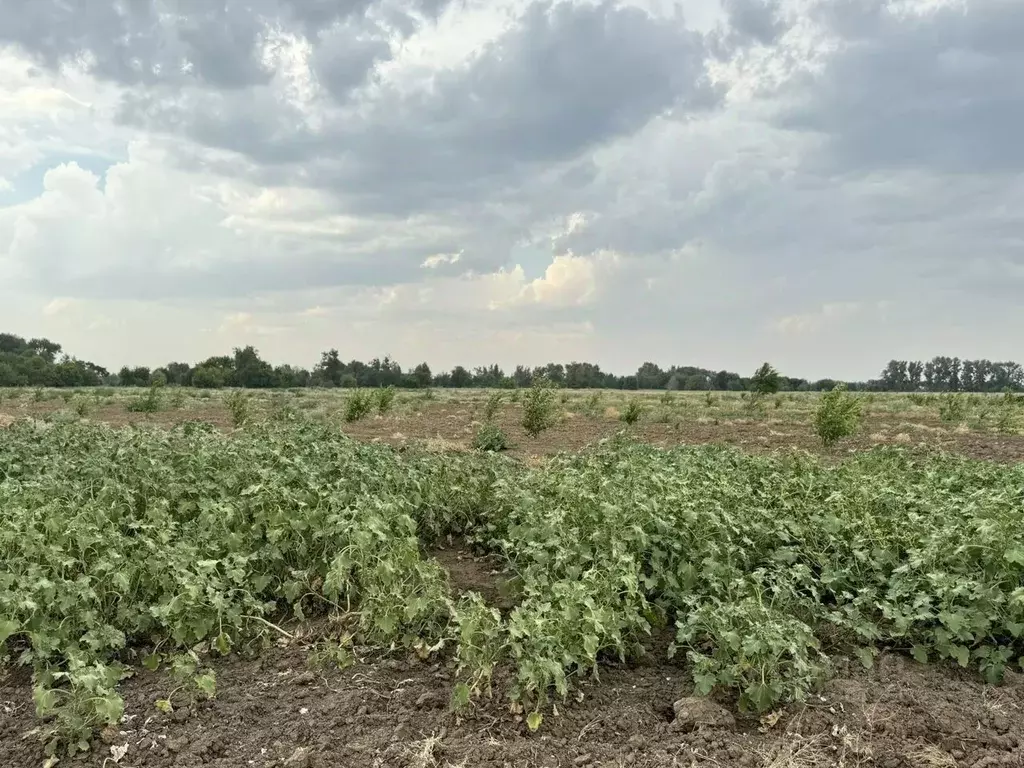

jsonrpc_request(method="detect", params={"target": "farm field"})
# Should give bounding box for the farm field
[1,387,1024,767]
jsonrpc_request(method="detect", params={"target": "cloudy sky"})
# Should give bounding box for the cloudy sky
[0,0,1021,380]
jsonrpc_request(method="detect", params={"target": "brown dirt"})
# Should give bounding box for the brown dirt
[430,539,521,616]
[4,400,1024,463]
[2,636,1021,768]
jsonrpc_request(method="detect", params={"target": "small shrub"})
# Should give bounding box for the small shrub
[473,423,509,452]
[344,390,373,422]
[483,392,504,422]
[125,386,162,414]
[996,407,1018,435]
[908,393,928,407]
[420,388,436,402]
[509,389,520,404]
[814,384,862,448]
[938,393,967,423]
[704,391,716,407]
[375,386,396,415]
[169,389,186,409]
[226,391,249,427]
[522,379,556,437]
[73,399,90,418]
[773,396,784,409]
[620,400,644,425]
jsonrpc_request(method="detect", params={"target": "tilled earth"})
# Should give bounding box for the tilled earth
[2,635,1022,768]
[2,545,1023,768]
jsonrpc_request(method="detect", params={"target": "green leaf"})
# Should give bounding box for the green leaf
[949,645,969,668]
[744,683,777,713]
[451,683,471,710]
[854,647,875,670]
[911,645,930,665]
[0,619,18,645]
[155,699,173,713]
[526,711,543,732]
[142,653,161,671]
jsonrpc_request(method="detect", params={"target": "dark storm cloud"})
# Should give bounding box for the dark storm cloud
[777,0,1024,174]
[0,0,441,88]
[110,1,716,217]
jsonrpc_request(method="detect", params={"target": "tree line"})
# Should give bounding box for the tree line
[876,358,1024,393]
[2,332,1021,392]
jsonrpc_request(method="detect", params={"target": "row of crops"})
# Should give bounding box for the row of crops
[2,420,1023,755]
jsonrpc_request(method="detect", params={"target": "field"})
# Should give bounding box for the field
[1,387,1024,767]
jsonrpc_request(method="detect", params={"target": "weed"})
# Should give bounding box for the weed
[620,400,644,425]
[344,390,373,422]
[939,393,967,423]
[483,392,504,422]
[376,386,396,415]
[521,379,556,437]
[814,384,862,448]
[474,423,509,452]
[226,391,250,427]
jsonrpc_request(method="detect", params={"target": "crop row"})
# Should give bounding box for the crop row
[1,420,1023,755]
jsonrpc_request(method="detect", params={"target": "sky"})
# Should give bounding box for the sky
[0,0,1022,381]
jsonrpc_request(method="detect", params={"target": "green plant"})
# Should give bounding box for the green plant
[125,385,162,414]
[169,389,186,409]
[704,391,716,407]
[73,399,90,418]
[813,384,862,447]
[483,392,504,422]
[375,386,397,415]
[226,391,250,427]
[344,390,373,422]
[672,593,828,713]
[521,379,556,437]
[750,363,781,396]
[620,399,644,425]
[939,393,967,423]
[473,423,508,452]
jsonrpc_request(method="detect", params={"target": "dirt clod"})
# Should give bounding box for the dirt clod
[672,696,736,730]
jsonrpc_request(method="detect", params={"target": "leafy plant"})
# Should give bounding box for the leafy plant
[483,392,504,422]
[125,385,162,414]
[521,379,556,437]
[750,363,781,396]
[375,386,396,415]
[226,390,250,427]
[344,390,373,422]
[474,423,509,452]
[939,393,967,423]
[620,399,644,425]
[814,384,862,448]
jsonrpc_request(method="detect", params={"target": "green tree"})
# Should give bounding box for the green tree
[750,363,781,395]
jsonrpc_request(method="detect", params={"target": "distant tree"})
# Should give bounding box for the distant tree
[315,349,343,387]
[450,366,472,388]
[750,363,781,395]
[412,362,432,388]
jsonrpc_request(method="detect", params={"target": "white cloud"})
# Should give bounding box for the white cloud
[1,0,1023,381]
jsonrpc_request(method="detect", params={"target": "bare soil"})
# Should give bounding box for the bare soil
[2,633,1021,767]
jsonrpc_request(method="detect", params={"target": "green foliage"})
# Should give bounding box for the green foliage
[939,393,968,423]
[704,391,716,407]
[813,384,862,448]
[750,362,781,395]
[73,398,90,418]
[483,392,504,422]
[473,423,509,452]
[672,592,827,712]
[620,399,644,425]
[226,390,250,427]
[375,386,397,415]
[521,379,556,437]
[4,420,1024,748]
[125,385,163,414]
[344,390,373,422]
